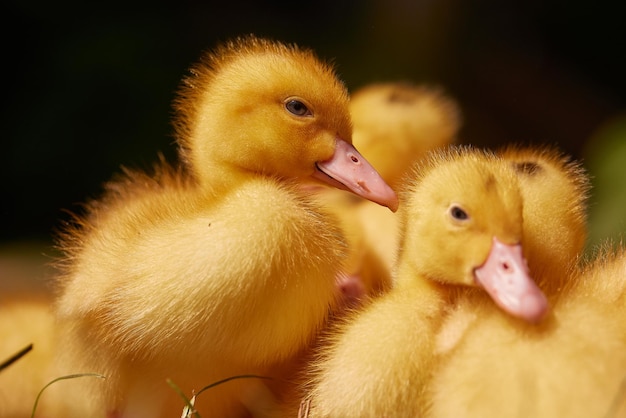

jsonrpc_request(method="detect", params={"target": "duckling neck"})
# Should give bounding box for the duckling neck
[192,161,259,194]
[394,261,448,314]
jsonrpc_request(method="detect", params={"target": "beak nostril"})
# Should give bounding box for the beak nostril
[502,262,510,271]
[348,154,359,164]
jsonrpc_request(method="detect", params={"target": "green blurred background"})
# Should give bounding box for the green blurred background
[3,0,626,254]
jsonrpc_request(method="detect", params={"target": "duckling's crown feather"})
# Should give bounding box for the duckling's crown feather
[399,145,497,195]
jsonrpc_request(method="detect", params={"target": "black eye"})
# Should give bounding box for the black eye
[450,205,469,221]
[285,99,311,116]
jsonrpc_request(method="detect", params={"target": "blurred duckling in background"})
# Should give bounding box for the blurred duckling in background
[0,245,92,417]
[350,82,461,190]
[0,299,55,417]
[327,82,462,306]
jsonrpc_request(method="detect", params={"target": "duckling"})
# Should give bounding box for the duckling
[427,144,590,360]
[53,35,397,418]
[324,83,461,304]
[304,147,547,417]
[425,148,626,418]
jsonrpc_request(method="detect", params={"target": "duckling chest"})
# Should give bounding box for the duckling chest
[195,180,348,280]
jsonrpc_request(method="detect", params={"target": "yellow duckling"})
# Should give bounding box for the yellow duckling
[325,83,461,305]
[305,147,547,417]
[426,148,626,418]
[428,144,590,362]
[53,35,397,418]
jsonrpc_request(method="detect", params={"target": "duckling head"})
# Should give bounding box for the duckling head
[174,35,398,211]
[398,147,548,322]
[350,82,461,188]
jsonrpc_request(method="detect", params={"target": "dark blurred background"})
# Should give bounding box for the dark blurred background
[3,0,626,251]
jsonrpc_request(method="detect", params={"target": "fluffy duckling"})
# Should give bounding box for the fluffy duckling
[53,35,397,418]
[304,147,547,417]
[427,145,590,361]
[425,148,626,418]
[325,83,461,304]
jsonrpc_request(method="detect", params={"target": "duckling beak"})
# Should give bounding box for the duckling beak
[313,138,399,212]
[474,237,549,323]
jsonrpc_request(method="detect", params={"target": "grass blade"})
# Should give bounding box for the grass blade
[167,379,199,418]
[168,374,273,418]
[0,343,33,372]
[31,373,106,418]
[195,374,272,397]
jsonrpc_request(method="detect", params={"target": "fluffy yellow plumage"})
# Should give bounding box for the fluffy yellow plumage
[304,147,548,417]
[53,35,396,418]
[427,147,625,418]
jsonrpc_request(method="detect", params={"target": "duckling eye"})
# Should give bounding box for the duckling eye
[285,99,312,117]
[449,205,469,221]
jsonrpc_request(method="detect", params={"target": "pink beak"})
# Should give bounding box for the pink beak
[474,237,548,323]
[312,138,399,212]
